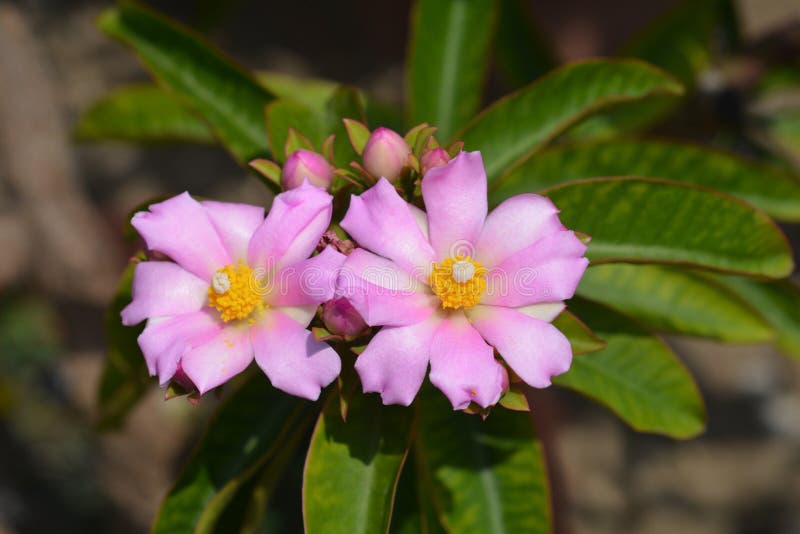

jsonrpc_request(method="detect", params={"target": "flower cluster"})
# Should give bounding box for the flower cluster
[122,128,588,410]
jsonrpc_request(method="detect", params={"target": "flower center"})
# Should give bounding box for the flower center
[429,255,487,310]
[208,261,264,323]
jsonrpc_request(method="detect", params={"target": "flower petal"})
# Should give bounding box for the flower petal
[266,246,345,307]
[341,178,436,278]
[354,314,441,406]
[428,312,505,409]
[131,192,230,280]
[338,248,437,327]
[467,305,572,388]
[514,302,565,322]
[248,181,333,273]
[421,151,487,260]
[476,194,563,268]
[137,310,221,386]
[181,325,254,394]
[482,230,589,307]
[201,200,265,262]
[252,309,340,400]
[121,261,209,326]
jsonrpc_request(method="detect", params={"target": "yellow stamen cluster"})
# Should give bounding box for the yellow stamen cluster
[428,255,487,310]
[208,261,264,322]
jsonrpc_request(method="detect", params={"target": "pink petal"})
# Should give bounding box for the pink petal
[251,309,340,400]
[248,181,333,273]
[482,230,588,307]
[428,312,505,409]
[476,194,564,268]
[131,192,230,281]
[137,310,221,386]
[337,248,438,327]
[341,178,436,279]
[267,246,346,307]
[355,314,442,406]
[121,261,209,326]
[421,151,487,260]
[201,200,265,262]
[467,305,572,388]
[181,325,254,394]
[515,302,565,322]
[278,305,318,328]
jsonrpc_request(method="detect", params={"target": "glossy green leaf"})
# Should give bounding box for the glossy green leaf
[553,310,606,355]
[98,1,273,164]
[457,59,683,181]
[407,0,498,139]
[491,139,800,221]
[74,84,215,144]
[303,393,413,534]
[494,0,558,89]
[323,87,366,168]
[711,275,800,359]
[415,389,550,533]
[555,299,706,438]
[152,377,313,534]
[543,177,794,278]
[577,263,773,342]
[97,261,149,430]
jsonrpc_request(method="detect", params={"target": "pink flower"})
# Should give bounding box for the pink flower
[282,149,334,190]
[121,182,344,400]
[362,127,411,182]
[338,151,588,409]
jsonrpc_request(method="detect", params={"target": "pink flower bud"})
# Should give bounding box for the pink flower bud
[421,148,451,175]
[322,297,368,339]
[362,127,411,182]
[281,149,333,190]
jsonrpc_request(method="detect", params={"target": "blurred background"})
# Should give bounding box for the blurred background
[0,0,799,532]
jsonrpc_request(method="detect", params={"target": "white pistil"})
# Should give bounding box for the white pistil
[212,272,231,294]
[451,260,475,283]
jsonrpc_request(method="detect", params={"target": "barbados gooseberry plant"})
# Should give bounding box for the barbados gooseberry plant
[78,1,800,532]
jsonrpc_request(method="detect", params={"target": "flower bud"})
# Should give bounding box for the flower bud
[281,149,333,190]
[322,297,368,339]
[362,127,411,182]
[421,148,451,175]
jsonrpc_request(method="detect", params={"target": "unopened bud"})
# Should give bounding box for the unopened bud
[421,148,451,175]
[362,127,411,182]
[322,297,368,339]
[281,149,333,190]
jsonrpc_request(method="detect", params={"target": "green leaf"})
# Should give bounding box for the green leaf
[407,0,498,140]
[491,139,800,221]
[98,1,273,164]
[553,310,606,355]
[97,262,150,430]
[152,377,314,534]
[415,388,550,533]
[576,263,773,342]
[543,177,794,278]
[457,59,684,182]
[555,299,706,438]
[390,452,446,534]
[710,275,800,359]
[303,394,413,534]
[257,71,339,111]
[343,119,371,156]
[494,0,558,89]
[264,100,321,164]
[323,87,366,168]
[74,84,215,144]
